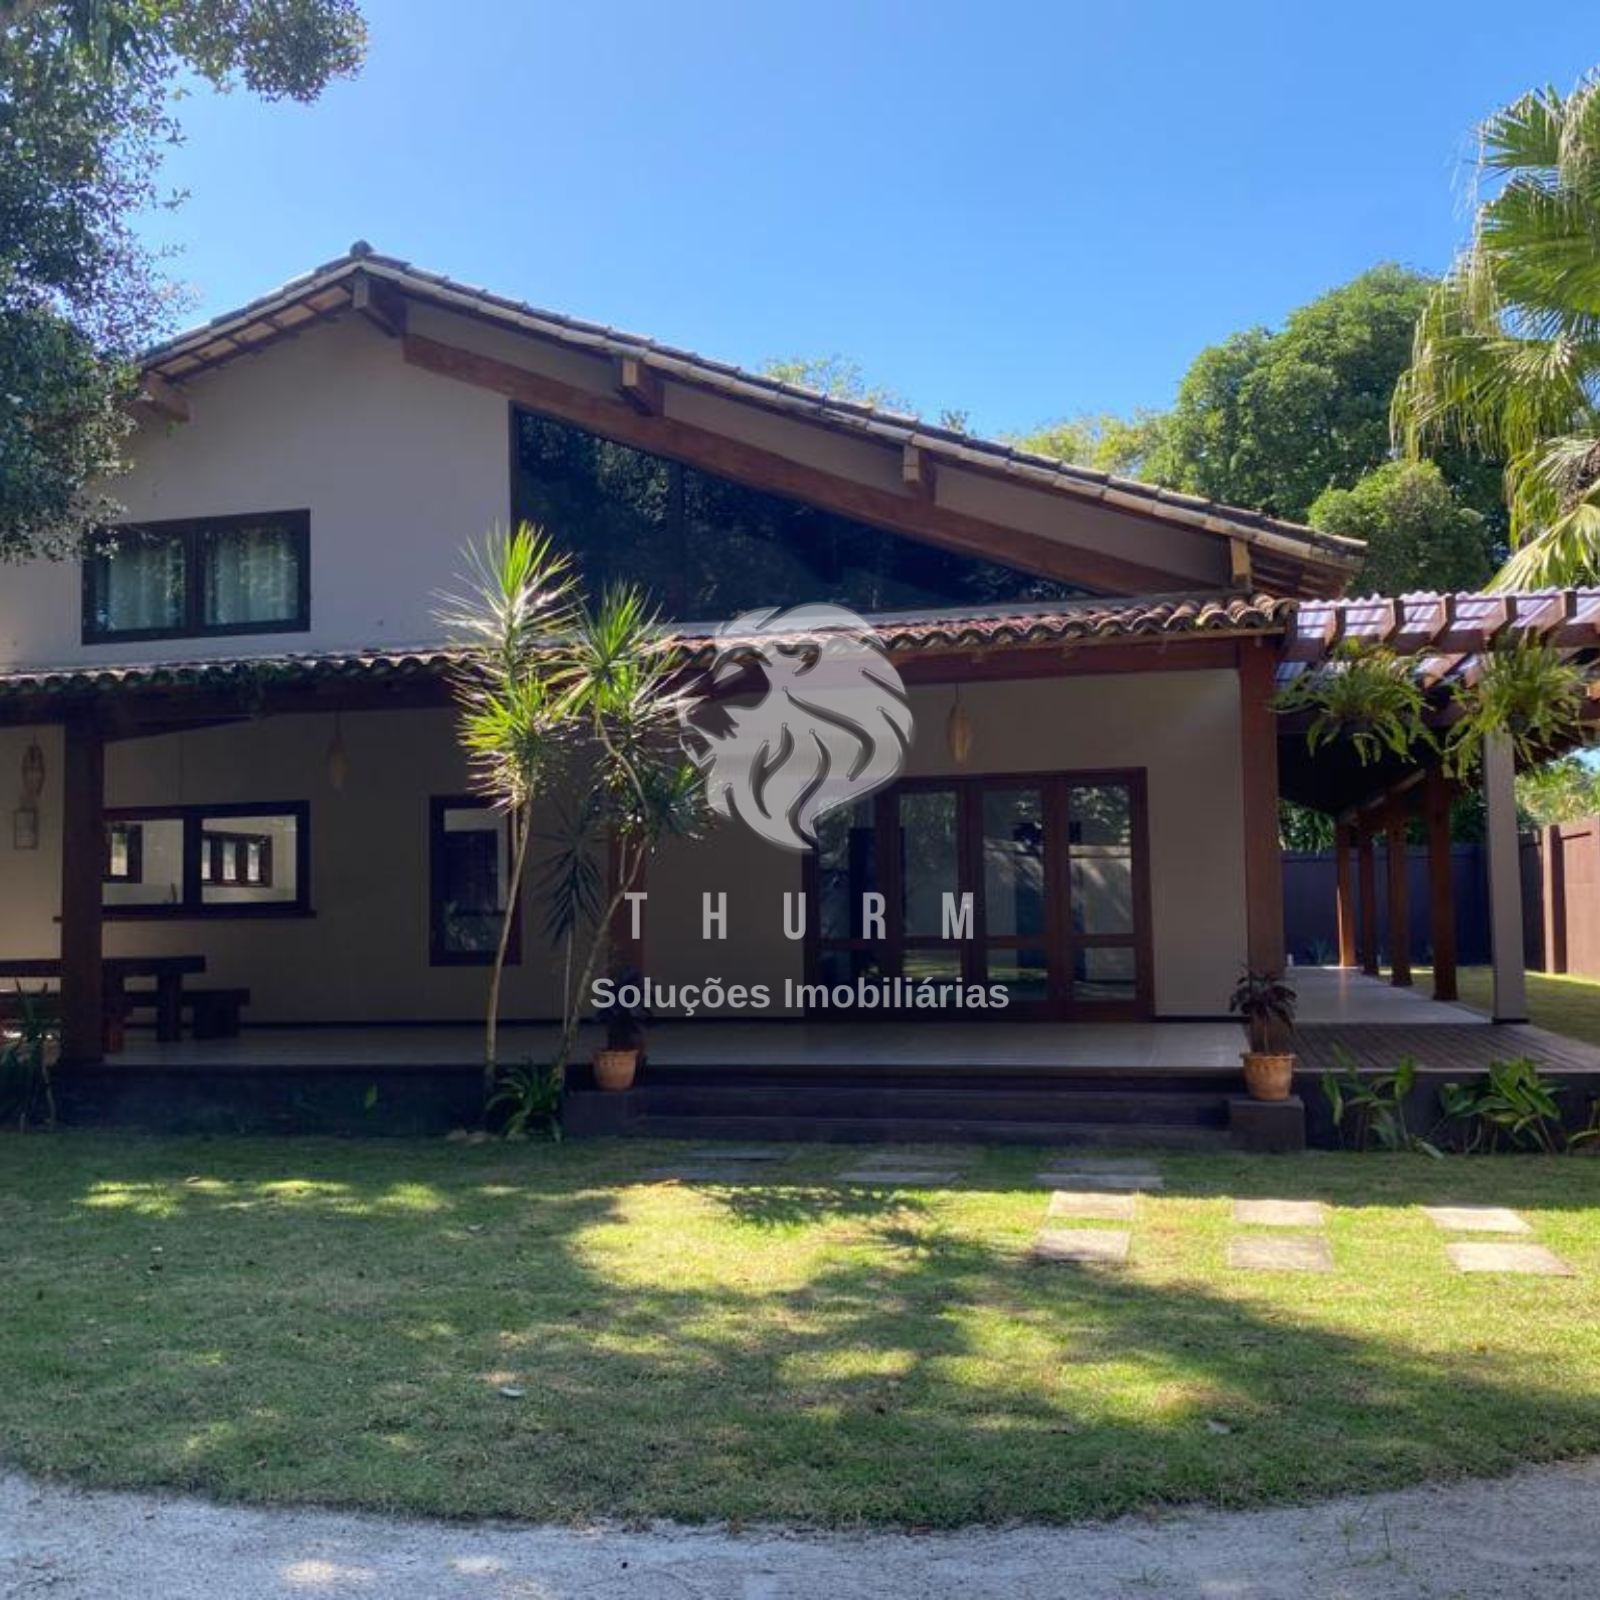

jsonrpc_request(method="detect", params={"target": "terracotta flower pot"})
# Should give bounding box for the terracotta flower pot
[592,1048,639,1093]
[1242,1051,1295,1102]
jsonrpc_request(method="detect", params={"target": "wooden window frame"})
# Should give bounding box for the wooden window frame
[82,510,312,645]
[803,769,1153,1021]
[102,801,311,919]
[199,829,275,889]
[429,795,523,968]
[103,821,144,884]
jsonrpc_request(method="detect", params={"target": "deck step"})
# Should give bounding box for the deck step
[621,1112,1231,1149]
[628,1084,1228,1126]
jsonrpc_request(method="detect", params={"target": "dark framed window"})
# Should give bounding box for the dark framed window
[83,510,310,643]
[199,830,274,888]
[102,803,310,918]
[430,796,521,966]
[104,822,144,884]
[511,410,1083,620]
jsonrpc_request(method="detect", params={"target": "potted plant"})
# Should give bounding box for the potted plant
[592,968,649,1092]
[1228,968,1298,1101]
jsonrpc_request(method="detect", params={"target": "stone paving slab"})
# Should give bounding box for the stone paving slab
[1423,1205,1532,1235]
[1047,1189,1138,1222]
[1228,1234,1334,1273]
[684,1146,794,1162]
[1233,1199,1328,1228]
[637,1165,767,1184]
[1032,1228,1130,1265]
[1036,1170,1164,1192]
[835,1168,961,1187]
[848,1151,970,1168]
[1446,1242,1573,1276]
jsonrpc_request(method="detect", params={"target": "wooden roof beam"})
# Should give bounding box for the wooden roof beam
[615,356,663,416]
[351,270,406,338]
[137,373,189,424]
[903,443,935,499]
[1229,537,1252,592]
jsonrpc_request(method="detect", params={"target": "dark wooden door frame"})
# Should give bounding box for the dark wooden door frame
[804,768,1153,1021]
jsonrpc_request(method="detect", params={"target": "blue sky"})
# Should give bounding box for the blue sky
[141,0,1598,438]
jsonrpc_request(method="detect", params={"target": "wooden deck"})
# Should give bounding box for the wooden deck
[1296,1022,1600,1077]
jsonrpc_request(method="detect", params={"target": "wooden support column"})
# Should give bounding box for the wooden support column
[1483,731,1529,1022]
[1386,803,1412,987]
[606,833,646,976]
[1424,766,1457,1001]
[1334,823,1357,968]
[1238,641,1285,974]
[1357,827,1379,976]
[59,715,105,1065]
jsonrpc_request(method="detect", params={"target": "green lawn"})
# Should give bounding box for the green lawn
[1447,964,1600,1048]
[5,1133,1600,1526]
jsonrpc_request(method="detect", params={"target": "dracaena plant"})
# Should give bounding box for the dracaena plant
[1273,642,1434,766]
[1228,969,1297,1054]
[1443,639,1590,776]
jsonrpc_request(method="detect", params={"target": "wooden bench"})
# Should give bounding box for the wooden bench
[121,987,251,1040]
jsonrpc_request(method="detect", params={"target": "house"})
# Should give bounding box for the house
[0,245,1593,1136]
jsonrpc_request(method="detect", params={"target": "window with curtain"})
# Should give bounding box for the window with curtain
[84,511,309,641]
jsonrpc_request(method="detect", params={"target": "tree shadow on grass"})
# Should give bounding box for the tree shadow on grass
[6,1136,1600,1527]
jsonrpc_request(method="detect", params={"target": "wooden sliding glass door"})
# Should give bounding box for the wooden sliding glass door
[809,770,1152,1020]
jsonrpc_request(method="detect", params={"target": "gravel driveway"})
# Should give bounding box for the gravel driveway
[4,1461,1599,1599]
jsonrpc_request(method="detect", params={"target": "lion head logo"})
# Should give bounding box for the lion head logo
[679,603,914,852]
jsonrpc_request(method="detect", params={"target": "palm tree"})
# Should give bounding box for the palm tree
[437,525,576,1098]
[1393,73,1600,588]
[441,528,704,1102]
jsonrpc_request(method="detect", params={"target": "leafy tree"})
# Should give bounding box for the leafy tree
[759,355,911,413]
[1149,265,1437,522]
[1518,755,1600,826]
[0,0,365,557]
[1393,72,1600,588]
[1309,460,1494,596]
[1011,409,1167,478]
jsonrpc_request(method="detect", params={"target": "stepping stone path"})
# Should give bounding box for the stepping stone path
[1228,1234,1334,1273]
[1423,1203,1574,1276]
[1422,1205,1532,1235]
[684,1146,794,1163]
[1035,1165,1164,1192]
[1446,1242,1574,1277]
[1233,1199,1327,1228]
[836,1150,969,1187]
[1047,1190,1138,1222]
[1033,1228,1130,1265]
[637,1164,769,1184]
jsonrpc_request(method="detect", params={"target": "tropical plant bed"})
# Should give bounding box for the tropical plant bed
[5,1134,1600,1527]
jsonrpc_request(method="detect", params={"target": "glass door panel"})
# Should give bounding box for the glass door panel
[1065,780,1142,1014]
[980,785,1053,1013]
[898,790,959,936]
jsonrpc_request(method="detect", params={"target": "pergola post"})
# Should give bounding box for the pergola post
[59,714,105,1065]
[1483,732,1529,1022]
[1357,826,1379,976]
[1424,766,1458,1002]
[1333,823,1357,968]
[1386,804,1412,987]
[1238,641,1285,974]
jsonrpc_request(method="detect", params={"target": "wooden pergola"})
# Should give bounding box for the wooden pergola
[1276,590,1600,1023]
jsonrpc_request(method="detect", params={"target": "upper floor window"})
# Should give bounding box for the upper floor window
[83,510,310,643]
[511,411,1081,620]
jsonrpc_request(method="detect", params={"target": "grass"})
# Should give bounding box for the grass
[1444,963,1600,1048]
[5,1133,1600,1526]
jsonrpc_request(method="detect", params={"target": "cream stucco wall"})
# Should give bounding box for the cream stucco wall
[0,316,510,670]
[0,669,1245,1022]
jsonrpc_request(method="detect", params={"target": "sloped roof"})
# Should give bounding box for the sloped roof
[0,594,1292,705]
[139,244,1363,599]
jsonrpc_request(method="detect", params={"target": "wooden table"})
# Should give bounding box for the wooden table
[0,955,207,1042]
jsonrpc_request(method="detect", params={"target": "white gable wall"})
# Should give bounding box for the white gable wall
[0,317,509,669]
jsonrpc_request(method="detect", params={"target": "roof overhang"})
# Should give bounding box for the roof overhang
[138,245,1364,601]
